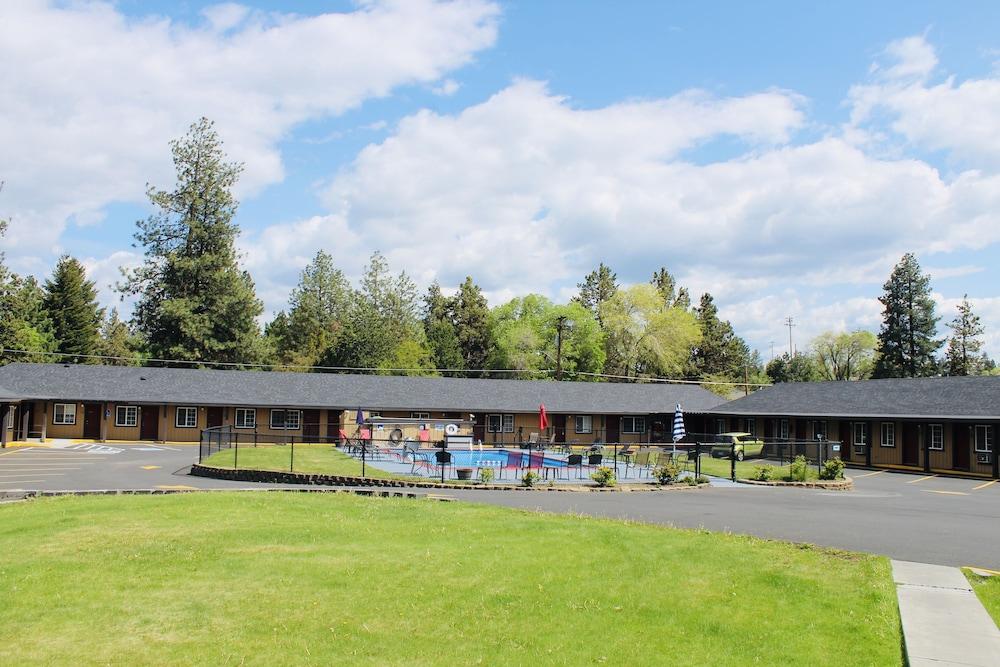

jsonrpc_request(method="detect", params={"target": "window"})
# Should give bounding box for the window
[740,418,755,435]
[115,405,138,427]
[53,403,76,425]
[928,424,943,451]
[622,416,646,434]
[368,411,381,419]
[853,422,867,456]
[880,422,895,448]
[812,420,828,440]
[715,418,727,434]
[487,414,514,433]
[575,415,593,434]
[410,412,430,420]
[975,425,994,453]
[176,407,198,428]
[779,419,789,440]
[269,409,301,430]
[235,408,256,429]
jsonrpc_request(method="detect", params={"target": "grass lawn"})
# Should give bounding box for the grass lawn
[696,455,821,481]
[965,569,1000,628]
[202,444,404,480]
[0,493,901,665]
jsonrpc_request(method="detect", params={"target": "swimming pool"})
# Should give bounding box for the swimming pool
[412,449,567,468]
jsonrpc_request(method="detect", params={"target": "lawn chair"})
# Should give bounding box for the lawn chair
[586,453,603,472]
[526,432,539,450]
[632,448,656,479]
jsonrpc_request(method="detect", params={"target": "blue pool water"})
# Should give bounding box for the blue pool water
[415,449,567,468]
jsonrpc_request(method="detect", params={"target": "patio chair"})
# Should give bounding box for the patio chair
[411,450,434,475]
[632,448,656,478]
[586,453,603,470]
[504,450,524,478]
[564,453,584,479]
[525,432,539,451]
[434,450,454,479]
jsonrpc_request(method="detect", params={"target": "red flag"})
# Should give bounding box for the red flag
[539,404,549,430]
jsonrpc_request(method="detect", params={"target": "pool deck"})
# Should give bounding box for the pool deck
[347,447,710,485]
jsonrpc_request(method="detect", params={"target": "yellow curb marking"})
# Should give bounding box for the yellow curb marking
[972,479,999,491]
[856,470,886,477]
[966,566,1000,576]
[156,485,197,490]
[907,474,937,484]
[923,489,969,496]
[0,449,28,457]
[141,465,162,470]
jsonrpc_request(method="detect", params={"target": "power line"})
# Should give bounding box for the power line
[0,347,772,388]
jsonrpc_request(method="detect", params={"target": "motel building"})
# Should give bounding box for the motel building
[0,363,721,450]
[711,376,1000,479]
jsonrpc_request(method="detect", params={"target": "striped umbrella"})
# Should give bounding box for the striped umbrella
[671,403,686,458]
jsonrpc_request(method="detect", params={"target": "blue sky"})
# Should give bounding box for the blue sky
[5,0,1000,361]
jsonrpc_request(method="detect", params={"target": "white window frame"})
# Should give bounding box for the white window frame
[975,425,993,453]
[53,403,77,425]
[410,412,430,420]
[176,407,198,429]
[234,408,256,429]
[115,405,138,427]
[928,424,943,451]
[853,422,867,455]
[779,419,789,440]
[487,414,514,433]
[880,422,895,448]
[575,415,593,434]
[269,409,302,430]
[622,416,646,435]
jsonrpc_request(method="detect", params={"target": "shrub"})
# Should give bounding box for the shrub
[789,455,809,482]
[479,467,495,484]
[751,464,774,481]
[521,471,540,488]
[819,457,846,480]
[681,475,710,486]
[590,466,617,487]
[653,461,682,485]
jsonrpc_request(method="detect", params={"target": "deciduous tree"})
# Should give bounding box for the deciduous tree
[811,330,877,381]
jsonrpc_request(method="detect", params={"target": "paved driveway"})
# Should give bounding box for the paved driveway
[2,443,998,568]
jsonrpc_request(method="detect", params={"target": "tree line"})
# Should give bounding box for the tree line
[765,253,994,383]
[1,120,992,389]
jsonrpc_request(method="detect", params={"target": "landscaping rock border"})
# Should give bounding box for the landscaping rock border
[8,488,426,500]
[190,464,709,492]
[736,476,853,490]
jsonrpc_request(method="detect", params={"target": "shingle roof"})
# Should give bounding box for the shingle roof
[715,376,1000,420]
[0,363,724,414]
[0,383,22,402]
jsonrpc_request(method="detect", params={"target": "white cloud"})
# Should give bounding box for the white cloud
[433,79,461,96]
[0,0,499,260]
[849,34,1000,170]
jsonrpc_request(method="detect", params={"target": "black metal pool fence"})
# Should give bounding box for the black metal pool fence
[198,425,848,482]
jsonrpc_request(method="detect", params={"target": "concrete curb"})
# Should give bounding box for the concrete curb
[1,488,435,501]
[891,560,1000,666]
[736,476,853,490]
[190,464,710,493]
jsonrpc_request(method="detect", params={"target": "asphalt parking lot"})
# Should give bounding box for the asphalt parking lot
[2,443,998,568]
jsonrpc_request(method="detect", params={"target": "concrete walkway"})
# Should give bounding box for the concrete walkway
[891,560,1000,666]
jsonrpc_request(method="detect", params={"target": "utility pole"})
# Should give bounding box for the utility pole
[555,316,568,380]
[784,317,796,358]
[769,341,775,362]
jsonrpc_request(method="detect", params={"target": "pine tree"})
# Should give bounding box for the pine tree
[423,282,464,371]
[42,255,103,361]
[690,293,758,381]
[574,263,618,327]
[451,276,494,376]
[944,295,984,376]
[118,118,263,366]
[0,221,58,364]
[873,253,942,378]
[272,250,352,367]
[650,267,691,309]
[98,308,141,366]
[766,352,820,383]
